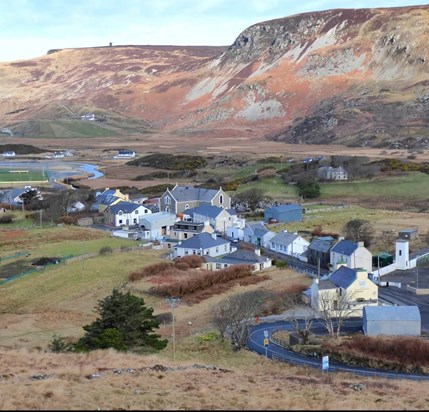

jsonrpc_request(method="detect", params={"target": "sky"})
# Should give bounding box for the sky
[1,0,428,62]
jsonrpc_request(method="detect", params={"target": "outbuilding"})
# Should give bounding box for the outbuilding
[363,305,421,337]
[264,204,302,223]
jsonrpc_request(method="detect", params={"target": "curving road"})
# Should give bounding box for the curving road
[247,319,429,381]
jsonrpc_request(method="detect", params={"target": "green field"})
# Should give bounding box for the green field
[0,168,48,183]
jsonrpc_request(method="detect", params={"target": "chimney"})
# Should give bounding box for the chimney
[357,241,364,247]
[211,233,217,240]
[255,248,261,256]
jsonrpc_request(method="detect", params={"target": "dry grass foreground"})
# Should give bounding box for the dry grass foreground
[1,347,429,410]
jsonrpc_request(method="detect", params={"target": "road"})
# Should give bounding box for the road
[247,319,429,381]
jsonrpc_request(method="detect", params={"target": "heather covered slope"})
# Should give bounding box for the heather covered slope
[1,5,429,148]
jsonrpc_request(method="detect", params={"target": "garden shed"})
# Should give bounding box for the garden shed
[363,306,421,337]
[264,204,302,223]
[372,252,394,268]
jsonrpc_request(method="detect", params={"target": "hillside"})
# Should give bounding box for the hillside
[1,5,429,148]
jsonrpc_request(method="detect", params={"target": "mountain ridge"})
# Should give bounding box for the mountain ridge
[1,5,429,149]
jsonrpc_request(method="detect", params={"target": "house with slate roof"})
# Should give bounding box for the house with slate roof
[173,232,236,258]
[203,248,272,272]
[330,239,372,273]
[268,230,309,260]
[170,220,214,241]
[159,184,231,214]
[91,188,129,213]
[310,265,378,316]
[243,221,275,248]
[307,236,337,269]
[104,201,151,227]
[183,204,233,234]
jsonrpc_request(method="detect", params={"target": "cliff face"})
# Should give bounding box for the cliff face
[2,5,429,148]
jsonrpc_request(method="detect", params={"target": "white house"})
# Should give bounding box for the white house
[330,239,372,273]
[173,232,236,258]
[203,248,272,272]
[104,201,152,227]
[269,230,309,259]
[138,212,178,241]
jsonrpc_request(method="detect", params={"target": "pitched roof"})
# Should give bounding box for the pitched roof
[176,232,229,249]
[270,231,298,246]
[331,239,358,256]
[329,266,357,289]
[246,221,269,236]
[170,185,219,202]
[108,201,143,214]
[139,212,176,226]
[185,204,226,219]
[308,236,336,253]
[363,305,421,321]
[204,249,269,265]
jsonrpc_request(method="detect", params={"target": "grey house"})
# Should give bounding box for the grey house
[363,306,421,336]
[183,204,233,233]
[264,203,302,223]
[307,236,337,269]
[139,212,177,241]
[203,248,272,272]
[159,184,231,214]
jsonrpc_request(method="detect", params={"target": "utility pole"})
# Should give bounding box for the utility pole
[39,209,42,228]
[166,297,180,361]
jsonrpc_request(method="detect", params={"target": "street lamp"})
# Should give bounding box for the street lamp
[166,297,180,361]
[188,321,192,337]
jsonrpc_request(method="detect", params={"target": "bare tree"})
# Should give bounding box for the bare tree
[378,229,396,254]
[232,188,265,212]
[316,288,357,339]
[210,290,273,349]
[343,219,374,247]
[283,293,315,345]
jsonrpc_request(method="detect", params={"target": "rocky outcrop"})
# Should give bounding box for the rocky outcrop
[1,6,429,147]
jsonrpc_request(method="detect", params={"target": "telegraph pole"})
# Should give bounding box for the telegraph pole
[166,297,180,361]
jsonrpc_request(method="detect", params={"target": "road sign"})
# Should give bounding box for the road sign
[264,338,269,346]
[322,355,329,371]
[263,330,269,338]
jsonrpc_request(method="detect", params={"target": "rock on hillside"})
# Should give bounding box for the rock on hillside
[1,5,429,148]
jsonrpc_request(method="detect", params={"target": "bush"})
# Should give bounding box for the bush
[0,214,13,224]
[47,334,74,353]
[275,260,286,268]
[174,255,204,269]
[154,312,173,325]
[99,246,113,255]
[128,261,173,282]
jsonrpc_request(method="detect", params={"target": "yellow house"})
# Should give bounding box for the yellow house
[311,265,378,317]
[94,188,130,213]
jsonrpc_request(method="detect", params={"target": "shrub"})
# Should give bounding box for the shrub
[47,334,74,353]
[154,312,173,325]
[174,255,204,269]
[0,214,13,224]
[174,261,190,271]
[275,260,286,268]
[128,261,173,282]
[58,215,75,225]
[99,246,113,255]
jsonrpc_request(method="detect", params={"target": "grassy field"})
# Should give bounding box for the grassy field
[320,172,429,200]
[0,168,47,183]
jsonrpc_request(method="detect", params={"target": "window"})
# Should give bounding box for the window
[193,250,196,255]
[399,250,402,256]
[359,280,366,288]
[216,263,222,269]
[220,194,223,204]
[119,219,123,224]
[165,196,171,205]
[133,218,137,223]
[135,210,138,214]
[215,247,219,253]
[185,204,189,209]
